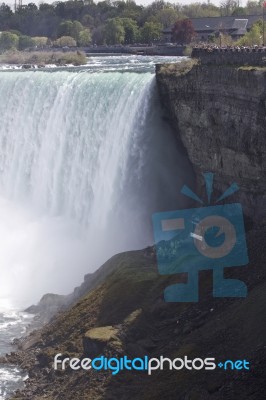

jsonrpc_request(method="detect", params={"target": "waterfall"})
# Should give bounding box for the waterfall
[0,68,191,305]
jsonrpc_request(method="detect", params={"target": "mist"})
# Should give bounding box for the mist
[0,68,192,306]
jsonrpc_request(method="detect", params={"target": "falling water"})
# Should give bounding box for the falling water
[0,57,191,305]
[0,55,193,398]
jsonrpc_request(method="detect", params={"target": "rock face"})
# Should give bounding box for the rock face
[25,293,70,321]
[156,60,266,224]
[9,228,266,400]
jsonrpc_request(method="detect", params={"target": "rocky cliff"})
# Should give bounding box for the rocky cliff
[8,226,266,400]
[156,59,266,224]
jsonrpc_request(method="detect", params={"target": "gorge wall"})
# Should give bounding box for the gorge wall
[156,59,266,224]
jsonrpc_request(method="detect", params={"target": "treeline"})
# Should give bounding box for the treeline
[0,0,264,48]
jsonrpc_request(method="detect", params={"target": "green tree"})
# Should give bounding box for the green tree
[32,37,48,47]
[8,29,21,37]
[55,36,77,47]
[0,4,12,30]
[78,29,92,46]
[58,20,84,41]
[182,3,220,18]
[81,14,94,28]
[232,7,247,16]
[0,32,19,51]
[0,0,261,46]
[121,18,139,44]
[140,21,162,44]
[148,8,180,29]
[58,20,73,37]
[237,20,264,46]
[104,18,125,44]
[92,25,106,45]
[18,35,34,50]
[71,20,84,41]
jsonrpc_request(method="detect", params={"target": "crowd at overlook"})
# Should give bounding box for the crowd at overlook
[193,45,266,53]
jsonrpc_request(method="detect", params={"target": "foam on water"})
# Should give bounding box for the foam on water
[0,56,191,305]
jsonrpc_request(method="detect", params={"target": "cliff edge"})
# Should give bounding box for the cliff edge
[156,58,266,223]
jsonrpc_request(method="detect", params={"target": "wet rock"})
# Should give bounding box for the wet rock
[19,333,43,351]
[156,61,266,223]
[36,352,51,368]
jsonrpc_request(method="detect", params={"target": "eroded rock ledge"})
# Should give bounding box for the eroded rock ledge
[156,59,266,224]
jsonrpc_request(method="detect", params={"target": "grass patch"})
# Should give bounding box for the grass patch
[85,326,118,342]
[238,65,266,71]
[183,45,193,57]
[124,309,142,325]
[0,50,87,66]
[157,58,198,77]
